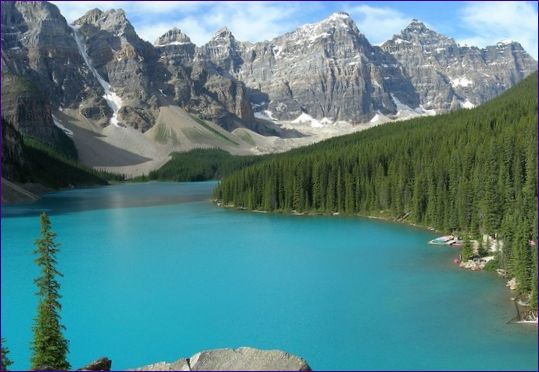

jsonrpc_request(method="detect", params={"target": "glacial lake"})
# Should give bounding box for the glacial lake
[1,182,537,370]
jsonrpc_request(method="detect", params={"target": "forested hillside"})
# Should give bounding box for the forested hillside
[215,73,538,306]
[135,149,264,182]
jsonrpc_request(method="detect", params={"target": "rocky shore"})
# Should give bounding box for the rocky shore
[77,348,311,371]
[132,348,311,371]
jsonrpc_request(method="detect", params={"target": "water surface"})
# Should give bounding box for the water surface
[2,182,537,370]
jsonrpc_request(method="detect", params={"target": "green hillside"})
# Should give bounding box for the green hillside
[215,73,538,305]
[136,148,264,182]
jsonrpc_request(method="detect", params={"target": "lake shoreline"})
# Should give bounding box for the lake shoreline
[3,182,537,370]
[3,183,536,327]
[215,201,538,326]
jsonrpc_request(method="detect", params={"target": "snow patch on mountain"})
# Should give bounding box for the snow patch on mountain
[155,41,192,47]
[69,24,123,128]
[254,110,277,121]
[460,99,476,109]
[450,77,473,88]
[292,112,323,128]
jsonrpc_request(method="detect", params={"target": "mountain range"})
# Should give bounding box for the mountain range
[1,1,537,176]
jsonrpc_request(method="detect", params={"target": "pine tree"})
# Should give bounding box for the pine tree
[30,213,70,370]
[477,238,488,257]
[531,246,538,311]
[461,237,474,262]
[1,338,13,371]
[512,218,532,293]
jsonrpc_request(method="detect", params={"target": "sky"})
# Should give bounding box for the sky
[51,1,538,59]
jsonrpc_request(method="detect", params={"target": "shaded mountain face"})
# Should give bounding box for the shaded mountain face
[381,20,537,111]
[1,1,105,150]
[1,2,536,141]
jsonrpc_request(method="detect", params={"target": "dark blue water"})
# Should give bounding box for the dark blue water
[1,182,537,370]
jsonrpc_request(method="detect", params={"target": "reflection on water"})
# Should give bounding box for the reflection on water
[1,181,216,218]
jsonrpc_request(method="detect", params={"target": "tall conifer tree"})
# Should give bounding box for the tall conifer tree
[30,213,70,370]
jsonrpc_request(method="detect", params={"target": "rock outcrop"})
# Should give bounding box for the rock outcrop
[1,1,104,110]
[77,357,112,371]
[132,347,311,371]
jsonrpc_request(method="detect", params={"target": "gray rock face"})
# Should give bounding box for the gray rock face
[230,12,418,122]
[72,8,164,131]
[155,27,192,46]
[1,2,106,113]
[2,2,536,146]
[132,347,311,371]
[157,28,256,131]
[381,20,537,111]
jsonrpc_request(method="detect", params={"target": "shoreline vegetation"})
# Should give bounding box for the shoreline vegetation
[213,74,539,326]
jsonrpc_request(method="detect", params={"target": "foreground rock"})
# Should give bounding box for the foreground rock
[132,347,311,371]
[77,357,112,371]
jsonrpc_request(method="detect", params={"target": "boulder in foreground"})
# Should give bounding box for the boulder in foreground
[132,347,311,371]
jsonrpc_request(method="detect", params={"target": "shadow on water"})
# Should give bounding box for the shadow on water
[1,181,218,218]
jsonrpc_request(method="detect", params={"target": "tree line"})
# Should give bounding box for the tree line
[214,73,538,308]
[134,148,266,182]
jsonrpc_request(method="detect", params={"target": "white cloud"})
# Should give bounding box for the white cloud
[51,1,206,22]
[458,1,538,59]
[203,2,304,42]
[346,4,411,45]
[52,1,310,46]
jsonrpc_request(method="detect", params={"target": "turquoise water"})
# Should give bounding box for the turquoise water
[1,182,537,370]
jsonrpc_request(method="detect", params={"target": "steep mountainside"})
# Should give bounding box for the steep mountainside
[230,12,419,123]
[381,20,537,111]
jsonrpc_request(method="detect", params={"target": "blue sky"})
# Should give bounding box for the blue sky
[52,1,538,59]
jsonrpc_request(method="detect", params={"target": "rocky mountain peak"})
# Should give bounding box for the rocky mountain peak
[384,19,455,50]
[323,12,353,24]
[154,27,192,46]
[78,8,103,24]
[307,11,358,33]
[275,11,362,49]
[74,8,133,35]
[212,27,236,42]
[202,26,242,68]
[402,20,452,41]
[404,19,428,32]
